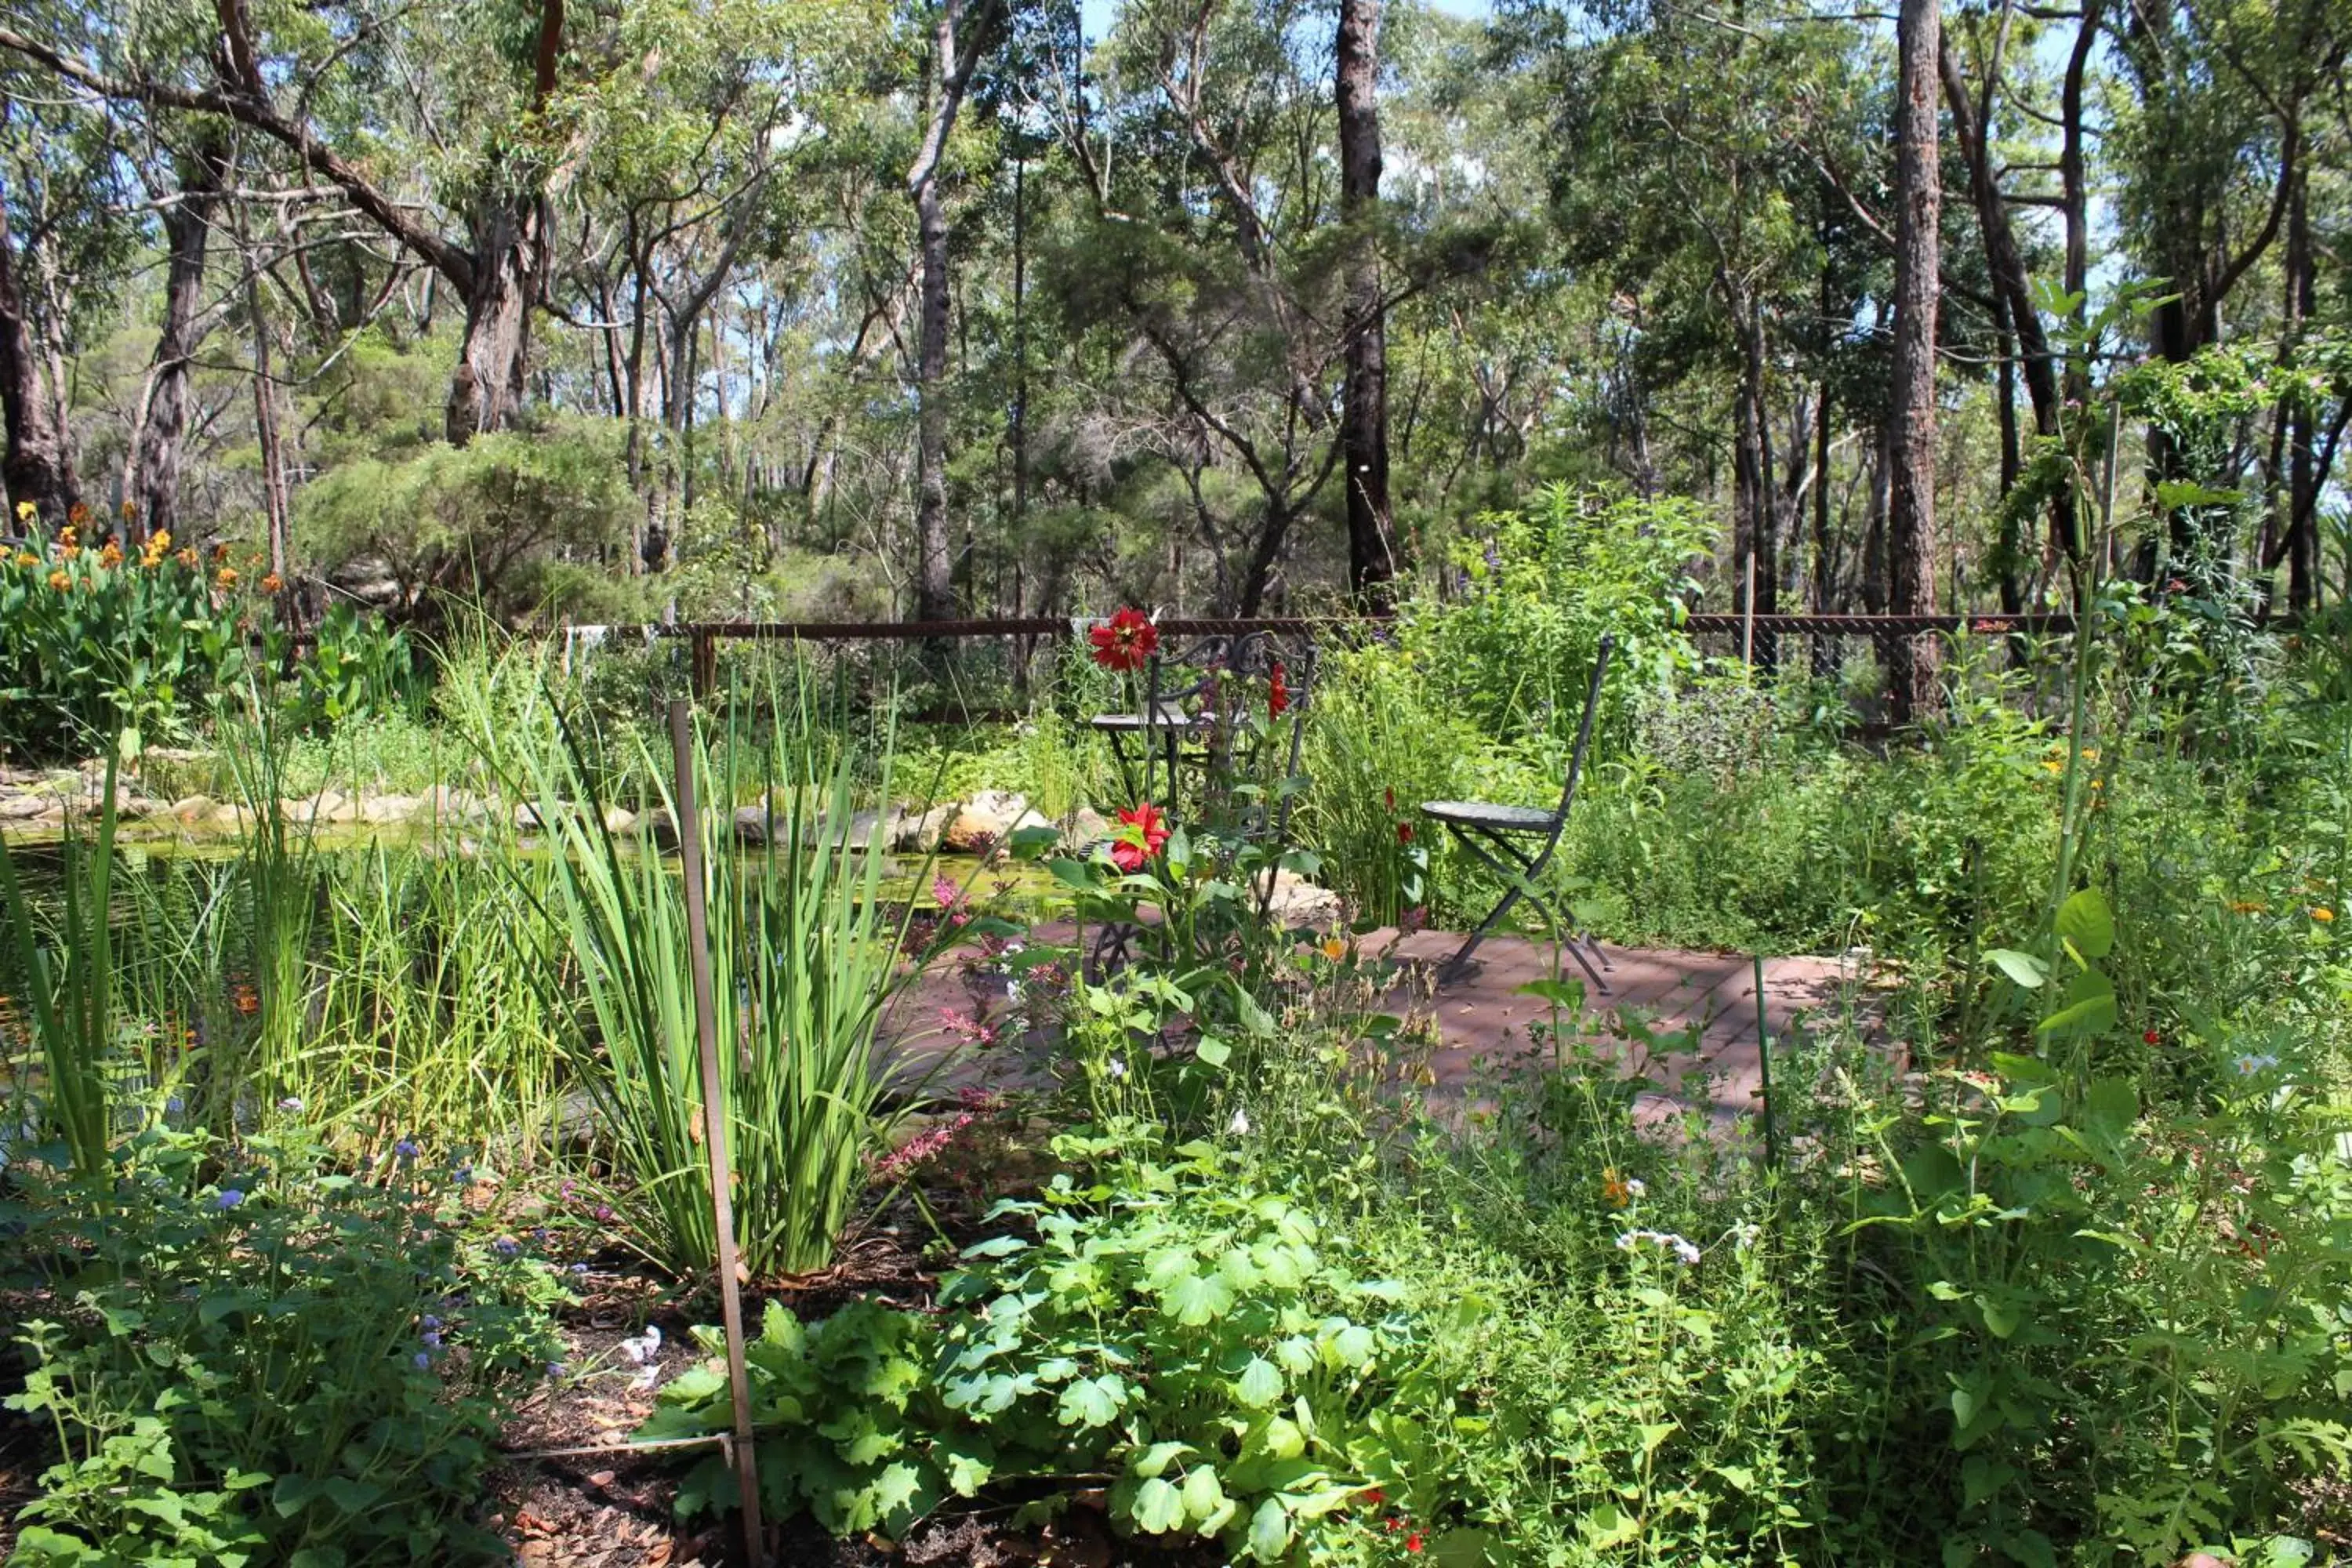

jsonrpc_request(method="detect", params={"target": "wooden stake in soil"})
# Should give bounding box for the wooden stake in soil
[668,700,764,1564]
[1752,953,1779,1171]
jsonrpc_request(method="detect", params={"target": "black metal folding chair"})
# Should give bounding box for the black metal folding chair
[1421,635,1615,992]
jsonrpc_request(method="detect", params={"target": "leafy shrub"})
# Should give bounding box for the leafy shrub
[0,513,245,760]
[295,419,637,622]
[644,1131,1501,1563]
[2,1127,568,1566]
[1400,483,1707,742]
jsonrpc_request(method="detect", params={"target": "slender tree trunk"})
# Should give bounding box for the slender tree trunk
[1888,0,1943,723]
[1337,0,1399,608]
[130,138,227,542]
[249,272,289,582]
[2284,173,2318,614]
[0,156,78,525]
[905,0,1001,623]
[2060,0,2100,408]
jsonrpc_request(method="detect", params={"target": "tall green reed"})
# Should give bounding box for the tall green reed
[489,673,932,1279]
[0,757,124,1174]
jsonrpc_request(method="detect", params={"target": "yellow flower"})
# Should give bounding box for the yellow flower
[175,546,198,568]
[2080,747,2099,762]
[47,569,70,592]
[98,541,123,568]
[1602,1168,1631,1208]
[215,566,238,589]
[1319,936,1346,963]
[57,524,75,546]
[2040,760,2063,775]
[2311,907,2336,924]
[13,551,34,568]
[13,500,33,522]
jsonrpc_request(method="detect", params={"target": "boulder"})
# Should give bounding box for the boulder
[167,794,216,826]
[944,790,1029,854]
[359,793,419,826]
[0,791,50,821]
[1068,806,1112,848]
[601,805,637,836]
[1264,869,1344,927]
[891,803,956,853]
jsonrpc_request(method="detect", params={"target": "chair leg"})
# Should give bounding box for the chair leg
[1436,826,1531,985]
[1436,826,1611,995]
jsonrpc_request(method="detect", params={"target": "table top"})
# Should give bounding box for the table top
[1088,705,1209,733]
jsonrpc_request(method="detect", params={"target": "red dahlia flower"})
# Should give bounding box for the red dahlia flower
[1109,801,1171,873]
[1090,607,1159,672]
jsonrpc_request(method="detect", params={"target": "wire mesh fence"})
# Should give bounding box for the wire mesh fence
[545,612,2082,735]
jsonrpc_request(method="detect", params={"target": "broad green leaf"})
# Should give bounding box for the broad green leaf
[1057,1374,1125,1428]
[1161,1270,1236,1326]
[1132,1476,1185,1534]
[1181,1465,1228,1530]
[1236,1356,1284,1408]
[1133,1441,1194,1479]
[1986,949,2047,989]
[1247,1497,1293,1561]
[2054,889,2114,960]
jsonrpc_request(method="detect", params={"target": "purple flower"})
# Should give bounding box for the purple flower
[532,1227,549,1243]
[545,1362,568,1379]
[421,1315,442,1331]
[276,1096,303,1112]
[593,1204,614,1224]
[412,1352,432,1370]
[214,1189,244,1210]
[492,1237,518,1258]
[570,1263,590,1276]
[394,1138,419,1161]
[421,1330,442,1348]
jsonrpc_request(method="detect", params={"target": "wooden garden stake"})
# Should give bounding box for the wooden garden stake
[1752,953,1779,1171]
[668,700,764,1563]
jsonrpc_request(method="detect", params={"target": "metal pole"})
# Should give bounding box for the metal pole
[1741,555,1756,668]
[668,700,764,1563]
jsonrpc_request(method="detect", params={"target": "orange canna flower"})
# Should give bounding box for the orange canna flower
[211,542,229,562]
[261,572,283,593]
[176,546,198,568]
[1602,1167,1632,1208]
[13,551,35,568]
[66,503,89,528]
[215,566,238,589]
[2311,907,2336,924]
[47,569,70,591]
[120,499,137,520]
[98,541,123,568]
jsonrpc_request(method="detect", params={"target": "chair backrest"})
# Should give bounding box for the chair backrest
[1138,629,1316,837]
[1537,634,1616,844]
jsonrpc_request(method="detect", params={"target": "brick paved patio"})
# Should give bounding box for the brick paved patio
[883,920,1884,1129]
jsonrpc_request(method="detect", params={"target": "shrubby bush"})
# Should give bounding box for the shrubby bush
[2,1127,568,1566]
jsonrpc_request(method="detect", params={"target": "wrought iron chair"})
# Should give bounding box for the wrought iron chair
[1420,635,1615,992]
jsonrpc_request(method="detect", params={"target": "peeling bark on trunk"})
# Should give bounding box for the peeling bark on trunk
[0,157,77,524]
[1888,0,1942,723]
[1337,0,1399,608]
[445,194,546,445]
[130,138,227,541]
[905,0,1000,624]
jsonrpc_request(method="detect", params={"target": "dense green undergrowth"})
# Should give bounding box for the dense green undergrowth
[4,487,2351,1565]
